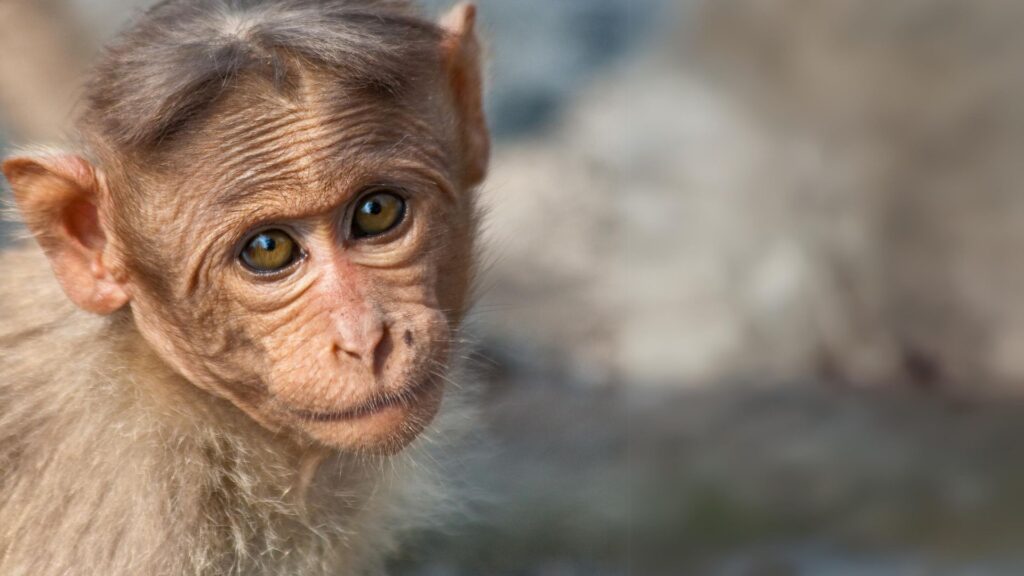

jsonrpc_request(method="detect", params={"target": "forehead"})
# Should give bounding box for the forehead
[170,72,455,216]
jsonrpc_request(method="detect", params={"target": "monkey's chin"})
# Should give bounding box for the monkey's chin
[293,378,445,454]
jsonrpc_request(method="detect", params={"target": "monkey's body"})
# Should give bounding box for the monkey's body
[0,1,488,572]
[0,245,425,575]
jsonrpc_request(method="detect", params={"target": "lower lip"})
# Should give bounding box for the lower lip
[292,377,440,423]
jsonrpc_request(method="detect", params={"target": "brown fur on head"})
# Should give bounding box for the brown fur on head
[2,0,489,454]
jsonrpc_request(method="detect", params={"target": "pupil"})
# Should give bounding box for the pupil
[363,200,383,216]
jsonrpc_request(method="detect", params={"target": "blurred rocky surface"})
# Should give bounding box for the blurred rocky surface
[473,0,1024,393]
[0,0,92,142]
[420,0,679,137]
[477,58,799,387]
[689,0,1024,393]
[393,367,1024,575]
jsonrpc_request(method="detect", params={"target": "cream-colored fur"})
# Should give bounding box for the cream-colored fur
[0,243,454,575]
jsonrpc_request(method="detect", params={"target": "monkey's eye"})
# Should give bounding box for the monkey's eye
[240,229,300,273]
[352,190,406,239]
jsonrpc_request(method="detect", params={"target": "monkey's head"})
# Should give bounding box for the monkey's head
[1,1,489,453]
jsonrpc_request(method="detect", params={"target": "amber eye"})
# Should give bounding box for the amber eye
[240,229,300,273]
[352,190,406,239]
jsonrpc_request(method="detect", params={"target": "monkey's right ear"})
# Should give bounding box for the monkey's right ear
[440,2,490,188]
[2,154,130,315]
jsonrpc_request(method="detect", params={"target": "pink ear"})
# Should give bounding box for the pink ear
[439,2,490,188]
[2,153,130,314]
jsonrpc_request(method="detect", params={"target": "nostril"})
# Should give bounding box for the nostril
[372,328,394,376]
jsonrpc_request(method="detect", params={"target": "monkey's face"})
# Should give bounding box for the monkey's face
[126,89,475,453]
[1,3,488,455]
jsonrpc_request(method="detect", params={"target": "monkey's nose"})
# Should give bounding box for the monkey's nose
[333,311,387,373]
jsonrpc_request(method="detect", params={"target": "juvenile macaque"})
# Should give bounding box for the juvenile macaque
[0,1,488,574]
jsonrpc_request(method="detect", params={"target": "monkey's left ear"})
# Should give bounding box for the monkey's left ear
[2,153,131,315]
[440,2,490,188]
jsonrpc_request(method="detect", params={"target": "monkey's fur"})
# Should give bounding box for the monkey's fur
[0,245,438,574]
[0,1,488,574]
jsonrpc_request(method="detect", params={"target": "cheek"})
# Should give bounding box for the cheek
[386,304,453,389]
[261,311,342,402]
[131,292,273,411]
[431,224,476,326]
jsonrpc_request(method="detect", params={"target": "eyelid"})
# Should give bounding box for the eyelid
[234,223,303,258]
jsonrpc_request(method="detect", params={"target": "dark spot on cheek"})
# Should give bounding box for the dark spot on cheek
[403,329,414,347]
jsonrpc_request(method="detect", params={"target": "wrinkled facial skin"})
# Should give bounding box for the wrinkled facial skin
[125,82,475,453]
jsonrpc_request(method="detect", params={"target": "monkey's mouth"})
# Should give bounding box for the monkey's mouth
[290,376,441,423]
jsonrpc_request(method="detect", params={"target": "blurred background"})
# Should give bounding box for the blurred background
[4,1,1024,574]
